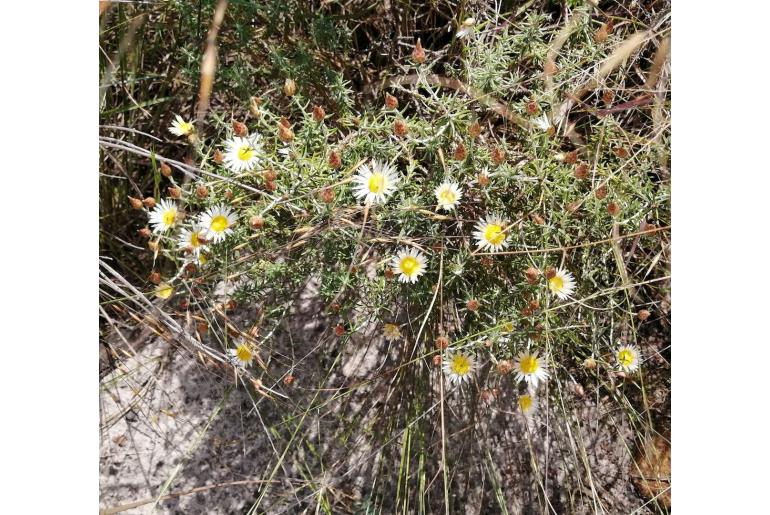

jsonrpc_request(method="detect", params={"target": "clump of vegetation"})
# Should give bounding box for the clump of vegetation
[100,1,670,512]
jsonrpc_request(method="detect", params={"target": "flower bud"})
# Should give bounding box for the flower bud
[168,186,182,199]
[334,324,345,337]
[496,360,513,375]
[312,105,325,122]
[432,354,442,366]
[607,201,620,217]
[524,266,539,284]
[491,146,506,165]
[384,93,398,110]
[142,197,156,209]
[283,375,295,386]
[394,119,408,137]
[263,169,277,182]
[249,215,264,229]
[526,100,539,115]
[137,227,151,238]
[412,38,426,63]
[195,185,209,199]
[637,309,651,321]
[128,196,143,209]
[477,172,490,187]
[564,150,578,164]
[278,124,295,143]
[595,184,608,200]
[319,187,335,204]
[602,90,614,106]
[328,150,341,169]
[544,266,557,280]
[574,163,589,180]
[264,180,277,192]
[453,142,467,161]
[435,335,449,350]
[249,96,262,117]
[232,120,248,137]
[466,299,480,312]
[583,357,597,369]
[468,121,481,139]
[213,149,224,164]
[283,78,296,97]
[160,162,172,177]
[148,271,161,284]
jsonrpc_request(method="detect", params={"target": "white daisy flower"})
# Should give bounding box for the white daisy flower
[223,134,262,172]
[548,267,576,300]
[228,342,254,368]
[434,181,463,211]
[473,214,510,252]
[383,323,402,342]
[352,160,400,205]
[615,344,642,373]
[533,113,552,132]
[169,114,194,137]
[517,392,539,418]
[391,247,428,284]
[177,224,208,255]
[514,350,550,389]
[148,199,178,233]
[155,282,174,300]
[199,204,238,243]
[443,352,476,385]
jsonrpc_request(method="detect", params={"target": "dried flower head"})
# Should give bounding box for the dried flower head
[637,309,651,321]
[128,196,143,210]
[453,142,467,161]
[468,121,481,139]
[384,93,398,110]
[595,184,608,200]
[394,119,408,137]
[328,150,341,169]
[168,186,182,199]
[496,360,513,375]
[574,163,589,180]
[142,197,156,209]
[148,271,161,284]
[526,100,539,115]
[607,201,621,217]
[249,96,262,117]
[564,150,578,164]
[477,172,490,187]
[283,78,297,97]
[491,146,506,165]
[334,324,345,337]
[435,335,450,349]
[319,187,335,204]
[137,227,151,238]
[232,120,248,137]
[525,267,540,284]
[195,185,209,199]
[160,162,172,177]
[312,105,325,122]
[213,149,224,164]
[249,215,265,229]
[466,299,480,312]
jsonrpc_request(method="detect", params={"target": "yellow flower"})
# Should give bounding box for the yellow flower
[473,214,510,252]
[615,344,641,373]
[169,114,194,136]
[155,282,174,299]
[443,352,476,385]
[390,247,428,284]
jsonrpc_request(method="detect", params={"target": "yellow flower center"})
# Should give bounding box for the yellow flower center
[384,324,401,339]
[450,355,472,375]
[439,189,456,204]
[189,231,200,247]
[237,145,256,161]
[549,275,564,292]
[518,395,533,412]
[519,355,539,374]
[162,209,176,226]
[156,283,173,299]
[368,173,386,193]
[502,322,514,333]
[618,349,635,367]
[210,215,229,233]
[483,224,505,245]
[178,121,193,135]
[198,254,209,265]
[236,344,252,363]
[399,256,420,276]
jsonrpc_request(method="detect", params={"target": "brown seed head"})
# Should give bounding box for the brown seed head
[249,96,262,117]
[312,105,325,122]
[477,173,490,187]
[466,299,480,312]
[412,38,426,64]
[195,185,209,199]
[283,78,297,97]
[142,197,156,209]
[384,93,398,110]
[334,324,345,337]
[583,357,597,369]
[565,150,578,165]
[453,142,467,161]
[128,196,143,209]
[432,354,442,366]
[283,375,295,386]
[607,201,620,217]
[329,303,341,313]
[526,100,539,115]
[528,299,540,311]
[264,180,277,192]
[384,268,395,279]
[491,146,506,165]
[197,321,208,335]
[545,266,557,280]
[566,201,581,214]
[614,147,629,159]
[160,162,172,177]
[232,120,248,137]
[594,23,610,43]
[148,271,161,284]
[223,189,233,200]
[213,149,224,164]
[531,213,545,225]
[602,90,615,106]
[638,309,651,321]
[278,124,294,143]
[137,227,151,238]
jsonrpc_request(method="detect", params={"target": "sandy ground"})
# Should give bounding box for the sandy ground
[100,284,668,514]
